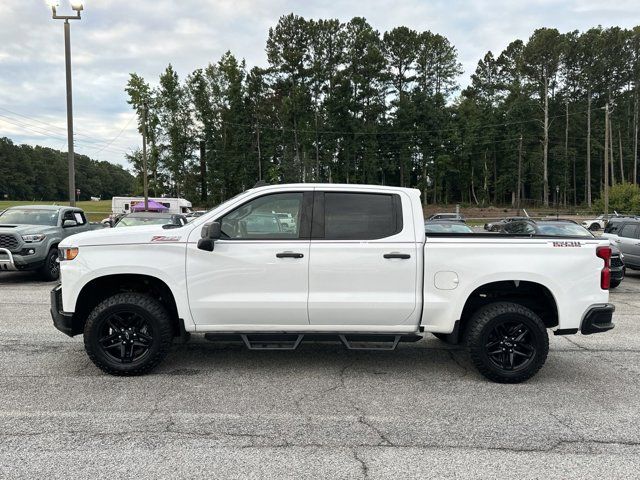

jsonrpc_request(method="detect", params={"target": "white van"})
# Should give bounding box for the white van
[111,197,193,215]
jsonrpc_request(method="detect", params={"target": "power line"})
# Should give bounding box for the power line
[0,114,132,156]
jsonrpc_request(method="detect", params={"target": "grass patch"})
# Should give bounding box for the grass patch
[0,200,112,222]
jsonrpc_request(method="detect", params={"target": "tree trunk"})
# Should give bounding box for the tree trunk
[586,91,592,207]
[314,110,320,181]
[543,73,549,207]
[619,127,624,182]
[634,89,638,185]
[604,103,610,215]
[517,134,523,209]
[565,101,569,207]
[609,116,615,185]
[256,125,262,181]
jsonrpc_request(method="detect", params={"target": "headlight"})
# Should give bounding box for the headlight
[22,234,46,243]
[59,247,79,261]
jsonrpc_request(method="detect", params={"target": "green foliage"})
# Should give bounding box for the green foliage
[593,183,640,213]
[122,17,640,208]
[0,137,135,201]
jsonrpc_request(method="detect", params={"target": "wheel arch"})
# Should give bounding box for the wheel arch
[448,280,558,344]
[72,273,186,339]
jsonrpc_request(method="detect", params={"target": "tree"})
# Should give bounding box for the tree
[524,28,562,206]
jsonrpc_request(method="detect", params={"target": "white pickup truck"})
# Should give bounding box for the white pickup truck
[51,184,615,383]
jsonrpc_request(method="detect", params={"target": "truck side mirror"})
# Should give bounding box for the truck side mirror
[63,219,78,228]
[197,222,221,252]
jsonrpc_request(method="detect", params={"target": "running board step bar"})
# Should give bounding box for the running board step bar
[339,334,402,351]
[203,333,418,351]
[240,334,304,350]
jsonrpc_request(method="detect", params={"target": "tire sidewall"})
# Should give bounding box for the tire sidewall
[466,304,548,383]
[40,248,59,281]
[84,296,170,374]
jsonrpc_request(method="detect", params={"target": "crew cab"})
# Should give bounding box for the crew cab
[0,205,91,280]
[51,184,615,383]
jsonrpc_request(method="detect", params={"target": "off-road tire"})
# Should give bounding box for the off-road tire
[610,279,622,289]
[464,301,549,383]
[84,293,174,376]
[39,247,60,281]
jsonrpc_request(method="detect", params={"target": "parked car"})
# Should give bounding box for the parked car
[273,212,297,232]
[426,213,465,222]
[603,219,640,272]
[603,216,640,236]
[581,213,630,231]
[52,183,615,383]
[0,205,91,280]
[484,216,528,232]
[114,212,188,228]
[425,220,473,234]
[500,219,625,288]
[185,211,207,222]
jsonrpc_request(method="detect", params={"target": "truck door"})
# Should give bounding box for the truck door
[614,223,640,267]
[186,191,312,327]
[307,191,418,327]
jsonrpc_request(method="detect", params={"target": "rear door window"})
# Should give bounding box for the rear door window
[322,192,401,240]
[619,224,639,239]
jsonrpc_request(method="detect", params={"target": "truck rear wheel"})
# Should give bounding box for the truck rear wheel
[464,302,548,383]
[83,293,174,376]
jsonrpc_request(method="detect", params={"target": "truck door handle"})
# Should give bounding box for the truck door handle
[383,253,411,259]
[276,252,304,259]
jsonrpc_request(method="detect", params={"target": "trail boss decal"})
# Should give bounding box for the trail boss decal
[151,236,181,242]
[551,241,582,247]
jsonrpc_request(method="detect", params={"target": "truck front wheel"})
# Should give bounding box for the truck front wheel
[464,302,549,383]
[39,247,60,281]
[83,293,174,376]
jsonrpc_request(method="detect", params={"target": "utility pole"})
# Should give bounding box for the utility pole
[517,134,523,210]
[604,103,610,217]
[142,101,149,211]
[48,1,84,207]
[64,19,76,207]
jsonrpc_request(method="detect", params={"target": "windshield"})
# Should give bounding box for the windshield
[116,216,173,227]
[537,224,593,237]
[425,223,473,233]
[0,209,58,226]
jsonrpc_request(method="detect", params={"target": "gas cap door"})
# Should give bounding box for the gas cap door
[434,271,459,290]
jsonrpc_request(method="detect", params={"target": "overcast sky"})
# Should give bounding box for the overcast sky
[0,0,637,169]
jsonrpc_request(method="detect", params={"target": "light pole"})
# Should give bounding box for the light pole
[46,1,84,207]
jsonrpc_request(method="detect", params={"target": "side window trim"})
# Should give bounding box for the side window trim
[311,191,404,241]
[215,191,313,241]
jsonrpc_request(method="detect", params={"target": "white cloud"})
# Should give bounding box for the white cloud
[0,0,637,168]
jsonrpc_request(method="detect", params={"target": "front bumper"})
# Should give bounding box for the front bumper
[50,284,82,337]
[0,247,47,272]
[0,248,18,271]
[581,303,615,335]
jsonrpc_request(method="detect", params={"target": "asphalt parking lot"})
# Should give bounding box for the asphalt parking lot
[1,272,640,479]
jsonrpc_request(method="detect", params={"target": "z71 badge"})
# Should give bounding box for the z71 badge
[552,241,582,247]
[151,236,181,242]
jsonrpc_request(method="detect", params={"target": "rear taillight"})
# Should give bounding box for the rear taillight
[596,246,611,290]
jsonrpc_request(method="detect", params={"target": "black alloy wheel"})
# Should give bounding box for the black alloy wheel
[84,293,174,376]
[98,311,154,364]
[483,320,536,372]
[465,302,549,383]
[40,248,60,281]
